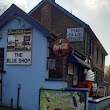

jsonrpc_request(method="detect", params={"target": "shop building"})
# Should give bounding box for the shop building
[29,0,108,87]
[0,4,67,110]
[0,0,108,109]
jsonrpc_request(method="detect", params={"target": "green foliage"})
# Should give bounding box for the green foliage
[104,65,110,83]
[105,65,110,74]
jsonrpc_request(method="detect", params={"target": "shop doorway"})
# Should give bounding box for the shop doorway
[0,48,4,100]
[78,66,85,82]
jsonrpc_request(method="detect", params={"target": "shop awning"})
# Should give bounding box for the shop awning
[67,55,91,69]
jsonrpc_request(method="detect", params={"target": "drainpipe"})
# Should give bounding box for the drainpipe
[11,98,13,108]
[17,84,21,109]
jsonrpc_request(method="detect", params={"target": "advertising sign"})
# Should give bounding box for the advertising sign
[39,89,86,110]
[53,38,70,57]
[7,28,32,65]
[67,28,84,42]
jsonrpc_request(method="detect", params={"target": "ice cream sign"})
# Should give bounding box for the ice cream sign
[39,89,87,110]
[53,38,70,57]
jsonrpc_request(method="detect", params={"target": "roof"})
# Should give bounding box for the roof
[0,4,50,38]
[29,0,88,28]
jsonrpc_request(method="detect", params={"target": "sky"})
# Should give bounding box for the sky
[0,0,110,66]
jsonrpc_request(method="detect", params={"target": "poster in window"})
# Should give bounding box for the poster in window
[48,59,56,69]
[7,28,32,65]
[68,63,73,75]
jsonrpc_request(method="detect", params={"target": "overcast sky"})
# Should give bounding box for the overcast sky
[0,0,110,66]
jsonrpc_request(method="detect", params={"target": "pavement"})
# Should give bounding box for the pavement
[104,105,110,110]
[0,104,110,110]
[0,105,17,110]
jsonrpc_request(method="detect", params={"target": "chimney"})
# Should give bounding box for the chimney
[41,1,52,30]
[43,0,55,2]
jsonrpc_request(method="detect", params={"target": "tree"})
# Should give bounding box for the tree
[105,65,110,83]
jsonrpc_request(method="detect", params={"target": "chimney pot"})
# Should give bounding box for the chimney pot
[43,0,55,1]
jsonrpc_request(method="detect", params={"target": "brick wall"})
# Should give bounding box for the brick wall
[31,2,85,55]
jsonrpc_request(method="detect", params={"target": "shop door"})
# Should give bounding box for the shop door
[0,48,4,100]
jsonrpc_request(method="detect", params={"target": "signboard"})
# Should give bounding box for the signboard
[7,28,32,65]
[39,89,87,110]
[7,51,31,65]
[53,38,70,57]
[67,28,84,42]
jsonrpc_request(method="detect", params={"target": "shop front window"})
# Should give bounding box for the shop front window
[47,37,71,79]
[48,48,66,79]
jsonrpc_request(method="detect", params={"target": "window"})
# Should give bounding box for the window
[88,37,92,57]
[95,71,98,82]
[101,54,103,67]
[96,48,98,63]
[48,48,66,79]
[47,36,74,80]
